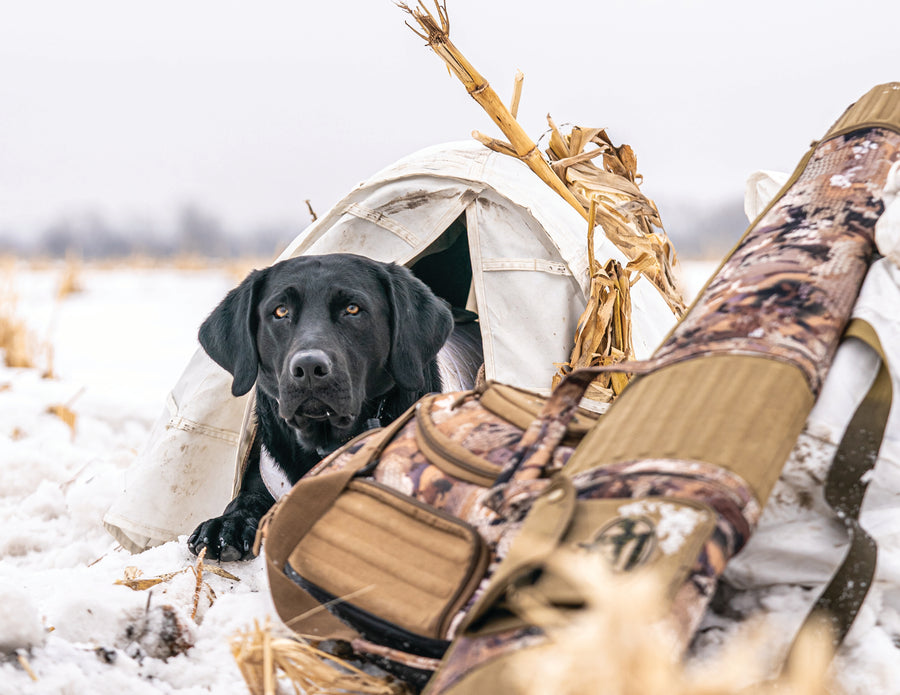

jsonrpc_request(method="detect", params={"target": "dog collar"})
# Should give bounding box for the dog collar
[315,398,387,458]
[364,398,387,431]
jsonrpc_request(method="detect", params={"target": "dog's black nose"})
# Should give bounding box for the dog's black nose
[289,349,332,385]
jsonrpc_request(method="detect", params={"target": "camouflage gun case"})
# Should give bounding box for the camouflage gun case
[423,82,900,695]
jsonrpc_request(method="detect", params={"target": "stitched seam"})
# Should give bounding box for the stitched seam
[167,416,240,444]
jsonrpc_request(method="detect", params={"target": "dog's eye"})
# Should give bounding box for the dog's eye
[345,304,360,315]
[273,305,289,319]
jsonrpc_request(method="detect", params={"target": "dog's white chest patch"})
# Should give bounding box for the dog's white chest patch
[260,445,292,500]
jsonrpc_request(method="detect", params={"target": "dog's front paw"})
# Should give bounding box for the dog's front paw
[187,513,258,562]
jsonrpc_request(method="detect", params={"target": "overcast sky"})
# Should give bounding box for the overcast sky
[2,0,899,243]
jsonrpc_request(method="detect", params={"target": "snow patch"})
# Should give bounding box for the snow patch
[0,582,45,652]
[617,499,707,555]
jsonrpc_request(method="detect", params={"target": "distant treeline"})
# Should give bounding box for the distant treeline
[0,204,300,260]
[0,198,747,261]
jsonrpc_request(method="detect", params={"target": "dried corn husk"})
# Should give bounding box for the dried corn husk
[548,124,685,398]
[115,566,184,592]
[552,203,635,400]
[546,118,685,316]
[231,619,408,695]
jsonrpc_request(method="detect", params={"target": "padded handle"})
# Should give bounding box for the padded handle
[490,362,655,488]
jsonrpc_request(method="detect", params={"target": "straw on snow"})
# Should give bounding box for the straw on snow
[231,619,408,695]
[113,548,240,623]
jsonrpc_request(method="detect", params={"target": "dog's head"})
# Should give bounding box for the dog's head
[199,254,453,448]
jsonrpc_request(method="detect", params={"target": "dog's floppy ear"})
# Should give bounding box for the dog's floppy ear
[199,268,267,397]
[380,263,454,392]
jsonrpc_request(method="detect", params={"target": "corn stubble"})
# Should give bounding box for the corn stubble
[0,268,35,369]
[231,619,408,695]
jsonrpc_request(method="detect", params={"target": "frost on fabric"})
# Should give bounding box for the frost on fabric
[829,174,854,189]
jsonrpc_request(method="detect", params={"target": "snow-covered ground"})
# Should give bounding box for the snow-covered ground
[0,263,275,695]
[0,259,897,694]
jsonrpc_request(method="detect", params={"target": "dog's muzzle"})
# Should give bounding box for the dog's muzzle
[288,349,333,388]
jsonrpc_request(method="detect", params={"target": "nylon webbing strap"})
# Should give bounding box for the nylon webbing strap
[801,319,893,647]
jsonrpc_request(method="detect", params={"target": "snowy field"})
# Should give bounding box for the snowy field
[0,262,275,695]
[0,258,897,694]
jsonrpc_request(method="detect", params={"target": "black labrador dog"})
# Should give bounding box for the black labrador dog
[188,254,453,561]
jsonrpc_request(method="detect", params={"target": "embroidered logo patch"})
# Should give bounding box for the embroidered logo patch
[580,516,657,572]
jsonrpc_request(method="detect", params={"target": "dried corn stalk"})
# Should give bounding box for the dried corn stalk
[401,1,685,401]
[231,619,408,695]
[399,1,586,217]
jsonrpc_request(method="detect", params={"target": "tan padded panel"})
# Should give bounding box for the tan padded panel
[562,354,814,503]
[288,480,487,639]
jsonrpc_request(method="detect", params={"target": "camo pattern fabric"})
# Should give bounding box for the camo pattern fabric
[421,129,900,695]
[655,128,900,394]
[310,391,577,545]
[570,459,761,644]
[425,626,548,695]
[423,459,760,693]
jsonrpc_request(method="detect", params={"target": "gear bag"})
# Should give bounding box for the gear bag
[256,82,900,693]
[256,381,601,688]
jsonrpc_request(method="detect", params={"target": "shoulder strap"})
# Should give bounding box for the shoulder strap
[796,318,893,648]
